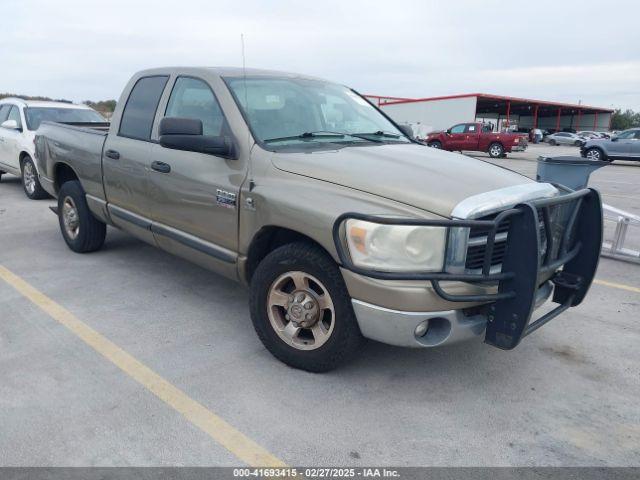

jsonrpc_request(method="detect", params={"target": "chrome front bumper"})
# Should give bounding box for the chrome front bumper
[352,281,553,348]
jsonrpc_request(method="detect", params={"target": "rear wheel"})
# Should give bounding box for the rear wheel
[574,140,582,147]
[250,242,364,372]
[488,142,504,158]
[428,141,442,149]
[58,181,106,253]
[0,171,4,183]
[21,156,49,200]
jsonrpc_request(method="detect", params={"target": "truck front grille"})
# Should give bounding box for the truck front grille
[464,210,548,272]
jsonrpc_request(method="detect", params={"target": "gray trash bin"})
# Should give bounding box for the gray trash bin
[536,155,608,190]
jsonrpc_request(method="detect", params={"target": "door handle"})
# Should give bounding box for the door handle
[151,161,171,174]
[105,149,120,160]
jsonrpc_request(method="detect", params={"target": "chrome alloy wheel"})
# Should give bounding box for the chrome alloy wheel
[267,271,335,350]
[62,196,80,240]
[586,149,601,161]
[489,144,502,157]
[23,161,36,195]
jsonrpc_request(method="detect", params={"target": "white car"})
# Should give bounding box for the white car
[545,131,586,147]
[0,98,107,199]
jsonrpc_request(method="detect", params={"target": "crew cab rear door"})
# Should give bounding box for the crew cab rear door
[146,75,240,276]
[103,75,169,244]
[460,123,481,150]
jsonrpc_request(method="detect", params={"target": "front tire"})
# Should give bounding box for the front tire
[549,139,557,146]
[488,142,504,158]
[250,242,364,372]
[21,156,49,200]
[428,141,442,149]
[58,181,106,253]
[585,147,608,162]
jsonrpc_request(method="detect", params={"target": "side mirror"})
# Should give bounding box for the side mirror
[446,128,452,135]
[398,125,413,138]
[611,136,618,142]
[1,119,20,130]
[159,117,235,158]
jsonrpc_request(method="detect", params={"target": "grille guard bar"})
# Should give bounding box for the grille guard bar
[332,188,603,349]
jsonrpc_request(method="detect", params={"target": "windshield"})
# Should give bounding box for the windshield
[25,107,106,130]
[224,77,410,149]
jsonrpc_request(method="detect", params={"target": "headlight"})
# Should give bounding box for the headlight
[345,219,447,272]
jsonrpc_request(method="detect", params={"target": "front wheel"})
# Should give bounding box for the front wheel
[250,242,364,372]
[585,147,608,162]
[428,141,442,149]
[549,139,557,146]
[488,143,504,158]
[58,181,106,253]
[22,156,49,200]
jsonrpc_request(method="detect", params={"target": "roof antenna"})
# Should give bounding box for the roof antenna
[241,33,255,192]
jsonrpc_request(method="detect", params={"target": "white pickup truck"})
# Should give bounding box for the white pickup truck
[0,98,108,199]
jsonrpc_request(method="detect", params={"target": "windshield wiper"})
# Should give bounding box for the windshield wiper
[264,131,381,144]
[354,130,403,139]
[264,131,345,144]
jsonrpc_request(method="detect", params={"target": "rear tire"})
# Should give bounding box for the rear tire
[250,242,364,372]
[21,156,49,200]
[574,140,582,147]
[428,141,442,149]
[0,171,4,183]
[58,181,106,253]
[488,142,504,158]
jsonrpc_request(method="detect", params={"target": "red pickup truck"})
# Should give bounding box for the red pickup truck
[425,122,527,158]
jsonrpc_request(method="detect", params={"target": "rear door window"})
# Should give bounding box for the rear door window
[119,76,169,141]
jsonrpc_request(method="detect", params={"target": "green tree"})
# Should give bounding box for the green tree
[83,99,117,113]
[611,109,640,130]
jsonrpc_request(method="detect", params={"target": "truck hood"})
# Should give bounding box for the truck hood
[272,143,537,218]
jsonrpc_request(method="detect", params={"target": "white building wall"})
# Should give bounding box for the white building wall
[380,97,477,132]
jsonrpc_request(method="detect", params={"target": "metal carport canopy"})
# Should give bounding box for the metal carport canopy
[370,93,614,131]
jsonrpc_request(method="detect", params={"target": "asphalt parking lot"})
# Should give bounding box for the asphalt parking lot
[1,144,639,467]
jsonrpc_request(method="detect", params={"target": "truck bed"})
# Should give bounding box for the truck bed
[35,121,110,200]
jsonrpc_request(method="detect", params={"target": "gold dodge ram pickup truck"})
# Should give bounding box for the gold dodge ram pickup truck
[35,67,603,371]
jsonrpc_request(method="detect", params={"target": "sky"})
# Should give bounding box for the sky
[2,0,639,110]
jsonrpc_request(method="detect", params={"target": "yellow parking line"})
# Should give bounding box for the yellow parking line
[0,264,285,467]
[593,279,640,294]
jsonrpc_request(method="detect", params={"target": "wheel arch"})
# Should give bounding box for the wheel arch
[53,162,81,194]
[19,151,32,168]
[244,225,333,284]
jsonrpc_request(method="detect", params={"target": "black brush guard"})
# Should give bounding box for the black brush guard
[332,188,603,350]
